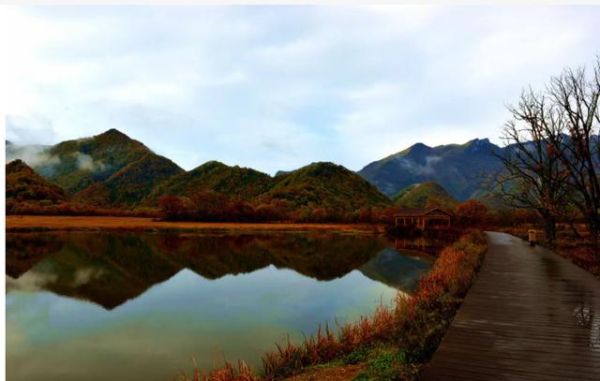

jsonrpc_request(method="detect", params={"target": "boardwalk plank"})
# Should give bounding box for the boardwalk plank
[420,232,600,380]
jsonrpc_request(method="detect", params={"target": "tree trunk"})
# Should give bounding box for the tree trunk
[542,214,557,249]
[586,213,600,260]
[568,221,582,239]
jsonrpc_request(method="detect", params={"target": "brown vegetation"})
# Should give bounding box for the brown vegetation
[6,215,385,234]
[157,192,401,224]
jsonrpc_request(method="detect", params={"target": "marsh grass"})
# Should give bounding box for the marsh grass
[178,361,259,381]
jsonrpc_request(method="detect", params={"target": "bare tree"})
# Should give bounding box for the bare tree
[496,89,570,246]
[543,59,600,244]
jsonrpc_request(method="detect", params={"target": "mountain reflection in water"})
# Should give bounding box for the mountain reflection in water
[6,232,435,381]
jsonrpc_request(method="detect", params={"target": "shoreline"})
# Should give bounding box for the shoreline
[6,215,386,234]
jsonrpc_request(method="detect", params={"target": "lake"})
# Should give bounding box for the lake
[6,231,434,381]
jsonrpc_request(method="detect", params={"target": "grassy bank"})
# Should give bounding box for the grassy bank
[6,215,385,235]
[180,230,487,381]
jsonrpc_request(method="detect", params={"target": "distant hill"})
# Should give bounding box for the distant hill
[260,162,391,212]
[358,139,503,200]
[6,160,67,205]
[144,160,274,205]
[392,182,458,210]
[8,129,184,206]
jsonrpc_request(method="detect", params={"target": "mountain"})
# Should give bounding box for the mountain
[392,182,458,209]
[7,132,391,213]
[260,162,391,212]
[11,129,510,213]
[144,160,274,205]
[358,138,503,200]
[6,160,67,205]
[33,128,152,193]
[8,129,184,206]
[74,153,183,206]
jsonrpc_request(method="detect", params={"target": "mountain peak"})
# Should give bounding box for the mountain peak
[194,160,228,172]
[464,138,494,153]
[413,142,431,149]
[98,128,131,140]
[7,159,31,174]
[398,142,432,157]
[467,138,490,145]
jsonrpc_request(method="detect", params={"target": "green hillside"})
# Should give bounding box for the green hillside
[260,162,392,212]
[144,160,275,205]
[74,153,183,206]
[392,182,458,210]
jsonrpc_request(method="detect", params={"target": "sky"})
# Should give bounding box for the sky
[3,5,600,174]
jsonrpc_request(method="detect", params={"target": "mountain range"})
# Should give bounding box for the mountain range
[358,138,502,200]
[6,129,507,213]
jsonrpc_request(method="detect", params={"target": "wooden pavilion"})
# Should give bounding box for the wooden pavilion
[394,208,452,230]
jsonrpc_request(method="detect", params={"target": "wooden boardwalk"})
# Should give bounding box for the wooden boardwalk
[421,232,600,381]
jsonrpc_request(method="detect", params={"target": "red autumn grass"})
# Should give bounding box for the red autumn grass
[180,230,487,380]
[179,361,259,381]
[394,231,486,361]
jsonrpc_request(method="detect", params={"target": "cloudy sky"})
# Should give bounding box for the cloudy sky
[3,5,600,174]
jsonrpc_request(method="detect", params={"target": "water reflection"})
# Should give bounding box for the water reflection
[6,232,434,381]
[7,232,435,309]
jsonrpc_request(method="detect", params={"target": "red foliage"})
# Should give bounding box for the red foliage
[455,200,489,228]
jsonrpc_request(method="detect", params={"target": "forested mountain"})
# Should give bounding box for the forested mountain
[8,129,183,207]
[259,162,392,213]
[359,139,503,200]
[144,160,274,205]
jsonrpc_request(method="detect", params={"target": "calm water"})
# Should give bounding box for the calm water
[6,232,433,381]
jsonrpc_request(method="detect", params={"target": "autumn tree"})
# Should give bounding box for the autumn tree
[455,200,489,228]
[495,88,571,246]
[158,195,192,220]
[543,59,600,245]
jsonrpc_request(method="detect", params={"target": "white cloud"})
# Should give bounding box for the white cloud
[4,5,600,174]
[73,152,107,172]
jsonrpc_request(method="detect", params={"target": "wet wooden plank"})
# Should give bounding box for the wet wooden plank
[420,232,600,380]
